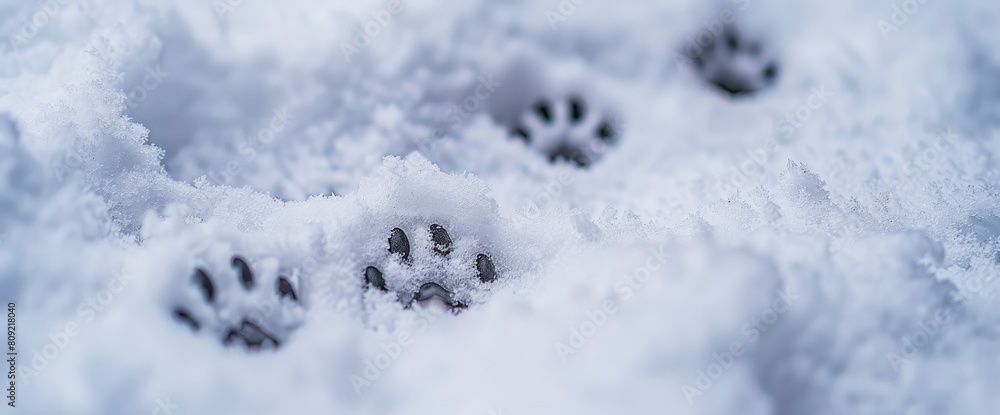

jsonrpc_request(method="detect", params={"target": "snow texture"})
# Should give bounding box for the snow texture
[2,0,1000,414]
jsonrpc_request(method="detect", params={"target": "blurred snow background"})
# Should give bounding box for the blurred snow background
[2,0,1000,413]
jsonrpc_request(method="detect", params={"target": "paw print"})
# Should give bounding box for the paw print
[507,95,621,168]
[692,26,779,96]
[173,255,304,351]
[363,225,496,312]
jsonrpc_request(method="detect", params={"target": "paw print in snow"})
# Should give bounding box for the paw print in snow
[363,225,496,312]
[691,26,779,96]
[507,95,622,168]
[173,255,304,351]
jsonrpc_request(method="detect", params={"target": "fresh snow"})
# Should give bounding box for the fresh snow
[1,0,1000,414]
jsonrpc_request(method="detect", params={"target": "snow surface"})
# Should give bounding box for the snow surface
[2,0,1000,413]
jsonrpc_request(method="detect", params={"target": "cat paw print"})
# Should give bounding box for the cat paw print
[691,26,779,96]
[173,255,304,351]
[507,95,622,168]
[363,225,497,312]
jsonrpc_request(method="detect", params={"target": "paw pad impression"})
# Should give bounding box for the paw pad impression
[173,255,302,351]
[688,26,779,96]
[364,225,496,312]
[507,95,621,168]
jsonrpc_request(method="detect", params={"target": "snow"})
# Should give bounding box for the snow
[2,0,1000,413]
